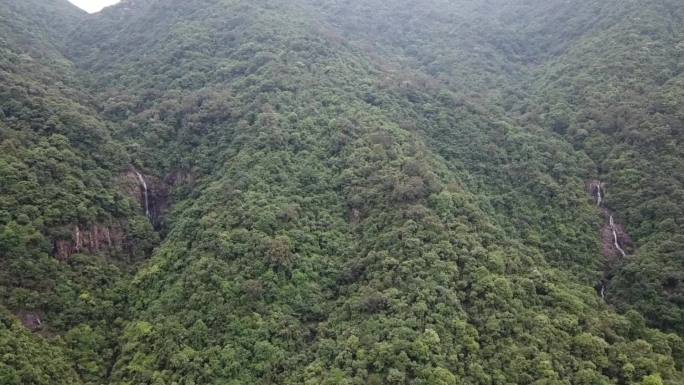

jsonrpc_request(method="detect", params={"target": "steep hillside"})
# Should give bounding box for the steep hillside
[523,0,684,333]
[1,0,683,384]
[298,0,684,334]
[0,0,157,382]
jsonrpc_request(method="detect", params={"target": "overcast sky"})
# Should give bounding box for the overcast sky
[68,0,120,13]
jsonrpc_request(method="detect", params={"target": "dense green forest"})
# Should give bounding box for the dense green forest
[0,0,682,384]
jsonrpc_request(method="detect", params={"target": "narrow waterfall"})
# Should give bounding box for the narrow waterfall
[609,215,627,258]
[134,170,150,218]
[591,180,631,300]
[75,225,81,251]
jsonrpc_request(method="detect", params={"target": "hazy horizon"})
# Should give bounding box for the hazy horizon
[68,0,120,13]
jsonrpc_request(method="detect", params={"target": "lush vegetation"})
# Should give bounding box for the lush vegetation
[0,0,682,384]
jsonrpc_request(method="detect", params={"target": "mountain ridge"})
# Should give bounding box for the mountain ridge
[1,0,683,384]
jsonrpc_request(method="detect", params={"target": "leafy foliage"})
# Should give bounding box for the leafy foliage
[0,0,683,384]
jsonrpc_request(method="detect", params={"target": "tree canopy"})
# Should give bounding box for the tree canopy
[0,0,683,384]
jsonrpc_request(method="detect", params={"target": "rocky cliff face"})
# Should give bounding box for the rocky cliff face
[50,167,190,261]
[119,169,172,229]
[16,310,44,332]
[53,224,125,261]
[587,180,632,259]
[601,215,632,260]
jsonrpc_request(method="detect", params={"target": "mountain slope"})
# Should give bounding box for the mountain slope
[0,0,683,384]
[523,0,684,333]
[65,0,683,384]
[297,0,684,334]
[0,0,158,383]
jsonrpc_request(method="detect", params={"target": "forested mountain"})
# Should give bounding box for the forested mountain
[0,0,682,384]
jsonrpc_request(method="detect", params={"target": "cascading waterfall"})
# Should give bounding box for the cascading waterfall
[593,180,629,300]
[134,170,150,218]
[594,181,626,258]
[75,225,81,251]
[609,215,626,258]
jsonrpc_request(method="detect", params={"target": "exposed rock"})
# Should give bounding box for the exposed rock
[601,210,632,260]
[16,311,43,332]
[165,169,195,188]
[119,167,195,229]
[587,179,633,300]
[587,180,604,206]
[120,168,171,229]
[53,224,125,261]
[349,208,362,225]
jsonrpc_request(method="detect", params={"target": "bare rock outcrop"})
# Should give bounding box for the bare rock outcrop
[587,180,604,207]
[53,224,125,261]
[601,212,632,260]
[16,311,44,332]
[120,169,170,229]
[588,179,633,300]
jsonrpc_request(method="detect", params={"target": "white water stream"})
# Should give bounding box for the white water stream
[134,170,150,218]
[609,215,627,258]
[594,181,629,300]
[75,225,81,251]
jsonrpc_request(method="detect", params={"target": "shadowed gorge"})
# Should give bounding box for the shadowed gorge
[1,0,683,384]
